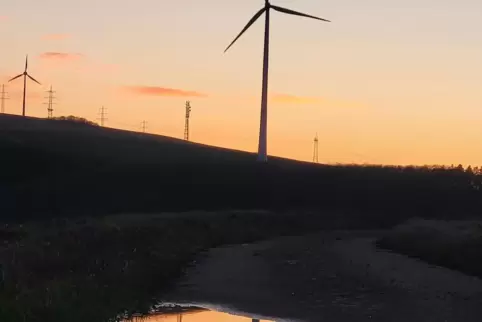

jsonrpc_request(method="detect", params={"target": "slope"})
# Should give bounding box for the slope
[0,114,480,222]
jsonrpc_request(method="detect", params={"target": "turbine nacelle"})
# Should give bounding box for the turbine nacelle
[8,54,42,116]
[224,1,330,53]
[223,1,330,162]
[8,55,41,85]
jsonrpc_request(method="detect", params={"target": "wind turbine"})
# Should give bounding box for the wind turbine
[224,0,330,162]
[8,55,41,117]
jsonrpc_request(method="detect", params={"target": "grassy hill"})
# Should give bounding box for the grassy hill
[2,114,482,322]
[1,114,481,222]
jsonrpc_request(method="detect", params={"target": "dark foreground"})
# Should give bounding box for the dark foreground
[0,211,370,322]
[3,115,482,321]
[3,213,482,322]
[169,230,482,322]
[2,114,482,223]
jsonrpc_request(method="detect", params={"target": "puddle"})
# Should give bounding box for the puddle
[124,304,275,322]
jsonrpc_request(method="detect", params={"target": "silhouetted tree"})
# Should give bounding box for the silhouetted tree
[51,116,99,126]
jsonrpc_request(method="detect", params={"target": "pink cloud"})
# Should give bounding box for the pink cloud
[122,86,208,98]
[39,52,84,60]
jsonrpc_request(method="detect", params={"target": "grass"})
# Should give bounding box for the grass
[376,218,482,278]
[0,210,365,322]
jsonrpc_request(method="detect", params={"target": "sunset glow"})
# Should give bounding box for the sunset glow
[2,0,482,165]
[126,309,272,322]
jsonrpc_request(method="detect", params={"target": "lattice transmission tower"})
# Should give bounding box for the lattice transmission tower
[0,84,8,114]
[140,120,148,133]
[98,106,108,127]
[44,85,56,118]
[313,133,319,163]
[184,101,192,141]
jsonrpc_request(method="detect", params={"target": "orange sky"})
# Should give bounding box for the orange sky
[126,309,272,322]
[2,0,482,166]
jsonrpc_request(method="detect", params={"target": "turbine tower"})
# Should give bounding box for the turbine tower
[184,101,192,141]
[8,55,41,117]
[224,0,330,162]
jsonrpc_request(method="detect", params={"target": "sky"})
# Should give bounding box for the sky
[130,309,272,321]
[1,0,482,166]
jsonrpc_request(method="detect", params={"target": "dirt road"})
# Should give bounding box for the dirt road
[166,231,482,322]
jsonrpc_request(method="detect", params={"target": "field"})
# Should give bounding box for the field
[2,114,482,321]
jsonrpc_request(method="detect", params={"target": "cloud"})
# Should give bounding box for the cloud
[39,52,84,60]
[270,93,321,104]
[122,86,208,98]
[41,34,71,41]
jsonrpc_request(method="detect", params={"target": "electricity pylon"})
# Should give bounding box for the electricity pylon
[184,101,192,141]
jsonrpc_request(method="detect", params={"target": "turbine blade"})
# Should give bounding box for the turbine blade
[25,55,28,71]
[27,74,41,85]
[271,5,330,22]
[224,7,266,53]
[8,74,23,82]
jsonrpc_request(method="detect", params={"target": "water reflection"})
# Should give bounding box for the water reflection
[126,306,273,322]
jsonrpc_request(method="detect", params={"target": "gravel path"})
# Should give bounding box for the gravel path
[167,231,482,322]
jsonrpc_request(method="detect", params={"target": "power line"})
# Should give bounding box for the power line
[98,106,107,127]
[313,133,319,163]
[43,85,56,119]
[140,120,148,133]
[184,101,192,141]
[0,84,8,114]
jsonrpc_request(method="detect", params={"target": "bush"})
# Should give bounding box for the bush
[376,219,482,278]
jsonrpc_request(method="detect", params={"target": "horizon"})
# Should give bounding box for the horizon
[1,112,477,170]
[1,1,482,166]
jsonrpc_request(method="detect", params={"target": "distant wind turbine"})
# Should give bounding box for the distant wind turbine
[8,55,41,117]
[224,0,330,162]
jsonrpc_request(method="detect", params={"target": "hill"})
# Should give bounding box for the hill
[1,114,481,222]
